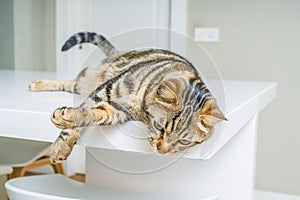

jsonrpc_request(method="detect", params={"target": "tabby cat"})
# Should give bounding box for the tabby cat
[29,32,227,163]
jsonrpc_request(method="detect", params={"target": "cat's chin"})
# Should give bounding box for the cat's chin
[154,146,175,155]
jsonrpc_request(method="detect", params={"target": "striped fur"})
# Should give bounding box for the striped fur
[61,32,118,57]
[29,32,226,163]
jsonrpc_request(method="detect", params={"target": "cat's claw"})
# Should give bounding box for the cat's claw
[51,107,76,129]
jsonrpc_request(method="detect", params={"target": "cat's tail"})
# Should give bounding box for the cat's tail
[61,32,119,57]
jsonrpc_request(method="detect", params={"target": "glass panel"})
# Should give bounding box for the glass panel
[0,0,55,71]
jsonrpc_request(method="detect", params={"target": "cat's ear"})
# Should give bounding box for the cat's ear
[157,78,180,104]
[200,99,227,126]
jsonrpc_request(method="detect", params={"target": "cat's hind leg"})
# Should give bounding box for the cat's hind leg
[29,80,77,93]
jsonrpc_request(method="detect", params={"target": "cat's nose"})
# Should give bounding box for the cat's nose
[156,143,167,154]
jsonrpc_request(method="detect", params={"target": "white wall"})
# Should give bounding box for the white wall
[186,0,300,195]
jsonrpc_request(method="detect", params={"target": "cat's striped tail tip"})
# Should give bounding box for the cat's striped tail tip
[61,35,79,51]
[61,42,72,52]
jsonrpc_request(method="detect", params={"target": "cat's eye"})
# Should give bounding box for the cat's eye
[178,139,192,145]
[153,121,163,131]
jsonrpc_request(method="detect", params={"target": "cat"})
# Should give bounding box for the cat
[29,32,227,163]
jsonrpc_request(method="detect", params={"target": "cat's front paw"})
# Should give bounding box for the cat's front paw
[50,129,79,163]
[51,107,76,129]
[50,138,71,163]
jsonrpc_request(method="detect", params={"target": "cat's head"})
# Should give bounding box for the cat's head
[146,76,227,154]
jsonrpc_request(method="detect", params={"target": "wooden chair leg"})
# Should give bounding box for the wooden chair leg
[51,163,65,175]
[7,156,65,180]
[7,167,26,179]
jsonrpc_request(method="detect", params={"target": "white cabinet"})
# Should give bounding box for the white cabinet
[0,70,276,199]
[83,81,276,200]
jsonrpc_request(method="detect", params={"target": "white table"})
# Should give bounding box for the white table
[0,70,277,200]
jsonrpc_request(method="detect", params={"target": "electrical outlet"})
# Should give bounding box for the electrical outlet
[194,27,219,42]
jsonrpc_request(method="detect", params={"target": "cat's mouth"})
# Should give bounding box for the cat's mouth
[156,145,170,154]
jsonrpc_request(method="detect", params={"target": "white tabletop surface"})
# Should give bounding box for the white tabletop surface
[0,70,277,159]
